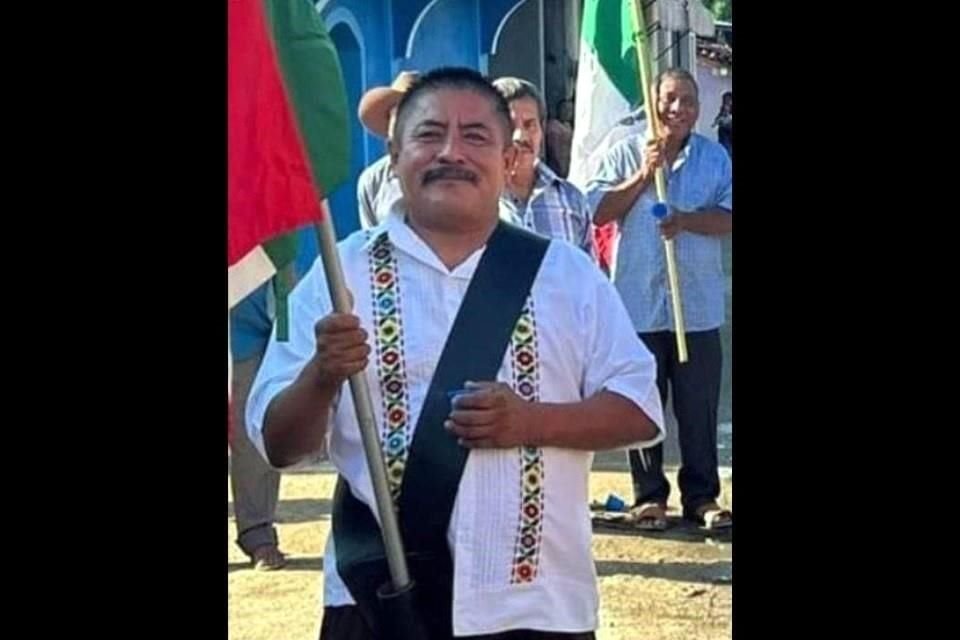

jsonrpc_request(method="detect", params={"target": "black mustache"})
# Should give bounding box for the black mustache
[423,166,478,184]
[513,140,535,153]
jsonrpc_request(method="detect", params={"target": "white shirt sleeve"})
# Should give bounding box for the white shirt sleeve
[245,262,334,467]
[579,257,665,448]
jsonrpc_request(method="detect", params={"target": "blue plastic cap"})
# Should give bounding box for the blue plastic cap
[651,202,669,219]
[605,494,626,512]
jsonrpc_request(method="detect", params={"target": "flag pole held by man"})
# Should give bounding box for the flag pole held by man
[229,1,427,637]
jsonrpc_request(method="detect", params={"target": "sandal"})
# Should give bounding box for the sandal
[685,502,732,530]
[629,502,669,531]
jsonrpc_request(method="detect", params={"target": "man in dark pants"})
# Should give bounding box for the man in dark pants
[625,330,723,529]
[586,68,732,531]
[230,283,287,569]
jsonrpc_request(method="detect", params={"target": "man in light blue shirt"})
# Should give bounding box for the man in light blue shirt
[585,68,732,531]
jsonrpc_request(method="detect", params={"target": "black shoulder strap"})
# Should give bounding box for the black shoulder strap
[333,222,549,636]
[396,222,548,549]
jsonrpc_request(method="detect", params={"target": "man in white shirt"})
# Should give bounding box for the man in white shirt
[247,67,664,640]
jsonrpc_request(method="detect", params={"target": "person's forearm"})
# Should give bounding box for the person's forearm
[262,360,340,467]
[526,391,659,450]
[679,209,732,236]
[593,170,653,226]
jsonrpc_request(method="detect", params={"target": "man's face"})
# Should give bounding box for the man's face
[390,88,513,227]
[656,75,699,141]
[508,96,543,171]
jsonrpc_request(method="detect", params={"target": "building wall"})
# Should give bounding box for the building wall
[313,0,546,239]
[487,0,543,96]
[695,59,732,144]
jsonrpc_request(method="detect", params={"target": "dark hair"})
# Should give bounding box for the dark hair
[654,67,700,101]
[491,76,546,122]
[393,67,513,147]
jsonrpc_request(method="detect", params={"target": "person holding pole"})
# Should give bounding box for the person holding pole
[246,67,664,640]
[585,68,733,532]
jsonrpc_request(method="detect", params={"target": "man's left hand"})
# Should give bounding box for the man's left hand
[445,381,534,449]
[659,213,686,240]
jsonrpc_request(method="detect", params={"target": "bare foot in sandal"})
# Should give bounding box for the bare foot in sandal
[630,502,669,531]
[687,502,732,530]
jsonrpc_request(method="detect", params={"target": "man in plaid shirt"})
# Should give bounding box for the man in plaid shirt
[493,77,595,259]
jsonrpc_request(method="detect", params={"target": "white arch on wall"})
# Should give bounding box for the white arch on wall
[490,0,528,56]
[325,7,368,87]
[404,0,443,59]
[324,6,371,166]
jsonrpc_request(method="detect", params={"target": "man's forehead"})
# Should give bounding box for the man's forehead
[509,97,539,115]
[407,89,497,121]
[660,77,697,96]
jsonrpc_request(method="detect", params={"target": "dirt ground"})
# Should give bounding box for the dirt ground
[228,453,732,640]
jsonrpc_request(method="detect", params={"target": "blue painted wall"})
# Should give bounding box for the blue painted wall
[300,0,534,257]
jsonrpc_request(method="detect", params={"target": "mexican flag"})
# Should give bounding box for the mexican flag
[568,0,641,190]
[568,0,643,274]
[228,0,349,309]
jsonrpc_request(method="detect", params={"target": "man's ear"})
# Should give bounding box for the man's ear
[388,139,399,168]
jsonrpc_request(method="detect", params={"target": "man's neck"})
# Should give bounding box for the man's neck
[663,133,691,165]
[404,212,497,271]
[507,161,538,202]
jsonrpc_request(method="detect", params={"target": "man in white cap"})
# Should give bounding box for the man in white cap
[356,70,420,229]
